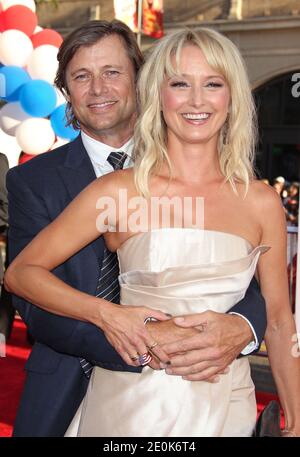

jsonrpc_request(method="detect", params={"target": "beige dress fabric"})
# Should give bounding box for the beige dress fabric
[67,229,268,437]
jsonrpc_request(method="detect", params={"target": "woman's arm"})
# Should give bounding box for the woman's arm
[257,185,300,435]
[5,174,169,365]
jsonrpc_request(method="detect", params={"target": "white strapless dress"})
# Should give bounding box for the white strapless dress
[67,229,268,437]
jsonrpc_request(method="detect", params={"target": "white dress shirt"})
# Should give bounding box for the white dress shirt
[81,130,133,178]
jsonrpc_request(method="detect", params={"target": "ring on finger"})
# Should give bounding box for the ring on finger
[130,354,140,362]
[147,341,158,350]
[138,352,153,366]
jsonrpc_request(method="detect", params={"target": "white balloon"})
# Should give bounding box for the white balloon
[51,137,69,150]
[0,30,33,67]
[16,118,55,155]
[1,0,36,12]
[54,87,67,107]
[0,128,21,167]
[26,45,58,84]
[0,102,31,136]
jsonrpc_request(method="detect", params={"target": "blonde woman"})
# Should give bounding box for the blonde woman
[5,28,300,436]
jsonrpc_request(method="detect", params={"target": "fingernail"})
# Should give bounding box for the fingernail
[166,369,172,375]
[212,376,220,383]
[160,361,171,369]
[174,317,184,323]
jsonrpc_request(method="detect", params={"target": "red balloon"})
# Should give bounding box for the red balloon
[2,6,37,37]
[31,29,63,49]
[18,151,37,164]
[0,12,4,33]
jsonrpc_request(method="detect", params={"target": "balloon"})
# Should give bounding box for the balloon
[0,101,31,135]
[26,44,58,83]
[51,137,69,150]
[16,118,55,155]
[0,65,30,101]
[19,79,57,117]
[54,87,67,107]
[50,104,79,140]
[2,6,37,36]
[31,29,63,49]
[0,127,21,167]
[0,13,4,33]
[0,30,33,66]
[33,25,43,34]
[18,151,36,164]
[1,0,36,12]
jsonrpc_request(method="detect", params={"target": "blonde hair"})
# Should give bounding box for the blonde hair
[133,27,257,197]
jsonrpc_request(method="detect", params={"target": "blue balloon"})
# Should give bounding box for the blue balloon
[20,80,57,118]
[50,104,79,140]
[0,66,31,102]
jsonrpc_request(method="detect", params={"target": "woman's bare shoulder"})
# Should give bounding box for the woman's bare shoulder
[246,179,285,219]
[247,179,281,204]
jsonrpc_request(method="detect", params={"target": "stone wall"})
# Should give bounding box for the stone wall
[36,0,300,35]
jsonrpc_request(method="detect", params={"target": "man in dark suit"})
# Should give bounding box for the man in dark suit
[0,152,15,340]
[7,20,266,437]
[0,153,8,256]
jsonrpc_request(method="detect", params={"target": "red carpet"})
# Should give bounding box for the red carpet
[256,392,285,429]
[0,318,31,437]
[0,319,283,437]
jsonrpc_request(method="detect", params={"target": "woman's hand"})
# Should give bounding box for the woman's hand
[95,301,171,367]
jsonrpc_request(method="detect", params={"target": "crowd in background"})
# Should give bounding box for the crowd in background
[262,177,299,227]
[276,178,299,226]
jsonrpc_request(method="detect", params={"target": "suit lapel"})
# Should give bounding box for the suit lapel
[59,135,96,200]
[57,135,104,262]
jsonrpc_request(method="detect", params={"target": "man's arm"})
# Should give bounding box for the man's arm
[6,166,136,368]
[146,279,267,381]
[229,277,266,352]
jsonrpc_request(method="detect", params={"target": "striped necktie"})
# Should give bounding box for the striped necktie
[79,151,127,378]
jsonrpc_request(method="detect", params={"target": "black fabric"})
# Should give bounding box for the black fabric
[107,151,127,170]
[0,153,8,232]
[254,401,282,437]
[230,277,267,353]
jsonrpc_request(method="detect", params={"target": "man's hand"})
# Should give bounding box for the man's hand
[146,319,199,345]
[145,319,198,370]
[159,311,253,381]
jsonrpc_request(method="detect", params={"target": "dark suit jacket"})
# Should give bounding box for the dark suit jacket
[7,135,267,437]
[0,153,8,233]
